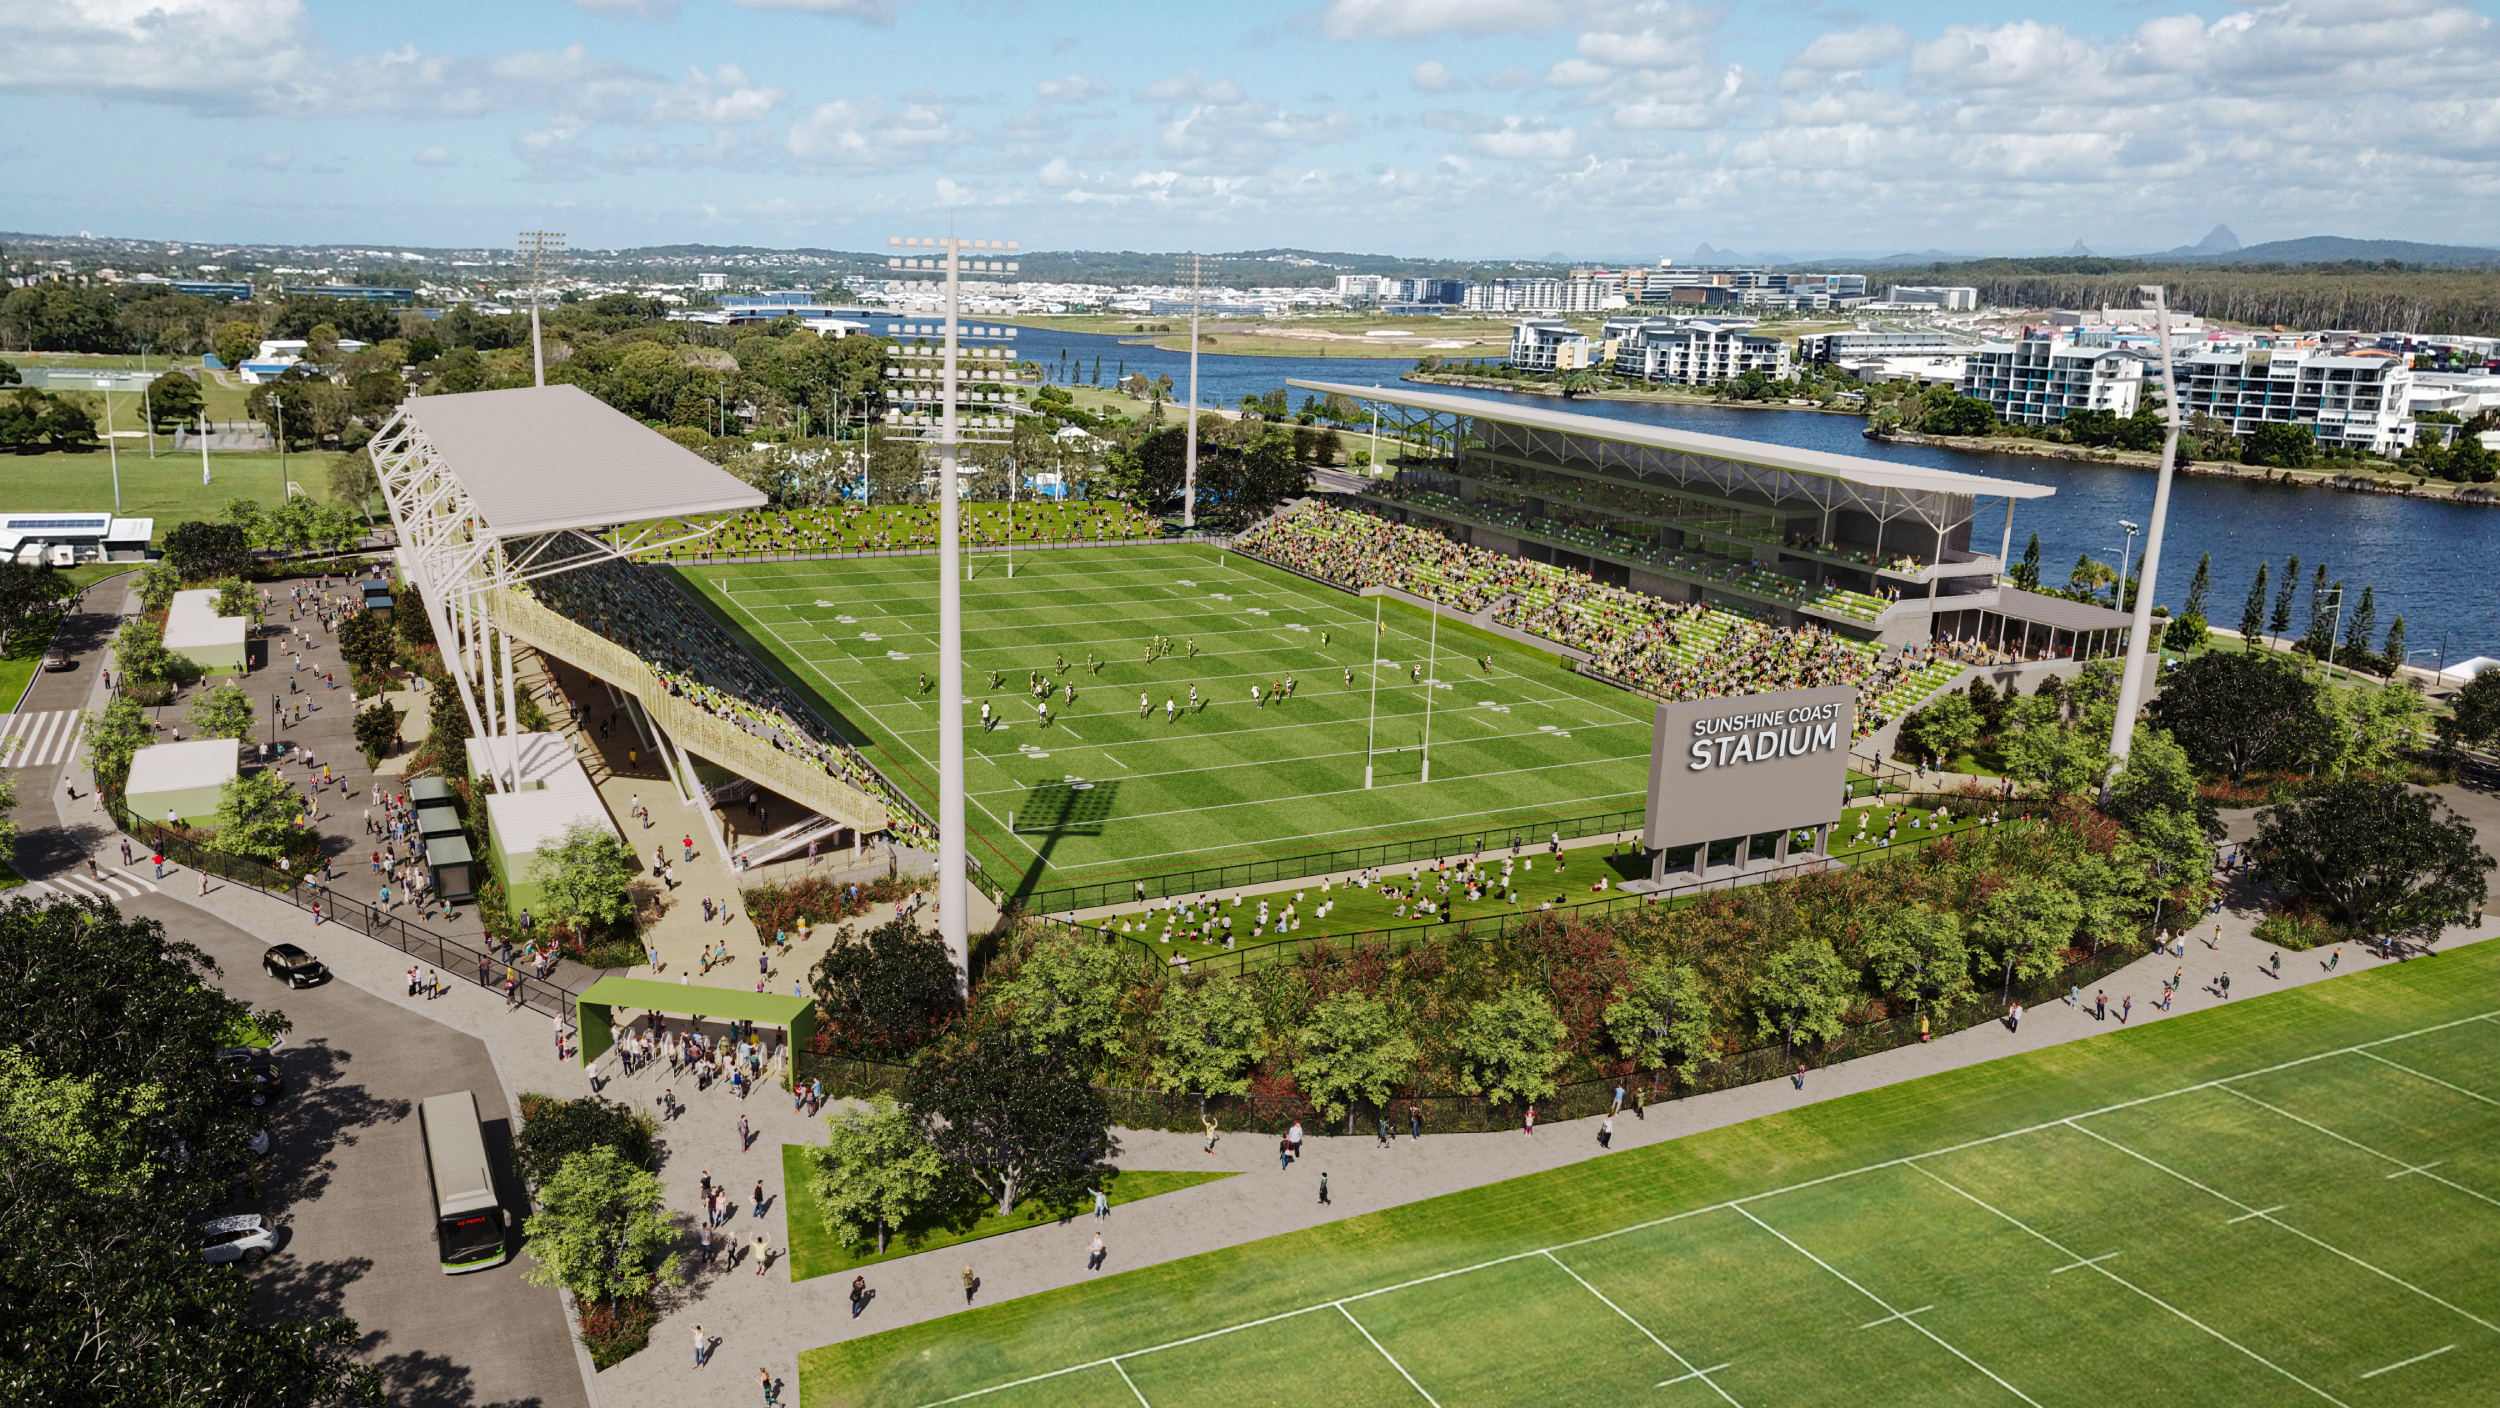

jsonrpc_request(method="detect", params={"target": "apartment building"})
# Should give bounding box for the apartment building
[1509,319,1596,372]
[1606,317,1791,385]
[1959,338,2144,426]
[2173,346,2414,454]
[1885,286,1980,310]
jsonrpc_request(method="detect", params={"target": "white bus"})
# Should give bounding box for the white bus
[418,1091,508,1273]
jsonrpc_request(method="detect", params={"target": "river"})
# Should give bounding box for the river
[1016,326,2500,666]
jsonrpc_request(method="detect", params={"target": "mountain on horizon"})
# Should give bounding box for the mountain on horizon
[2179,234,2500,268]
[2066,239,2095,257]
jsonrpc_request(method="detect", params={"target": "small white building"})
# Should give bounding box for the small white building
[466,733,619,917]
[0,513,152,562]
[2172,346,2414,455]
[1509,319,1595,372]
[1960,338,2144,426]
[126,739,239,828]
[1886,286,1980,311]
[164,589,248,676]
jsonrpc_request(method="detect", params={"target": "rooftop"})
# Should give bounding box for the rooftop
[1286,379,2056,501]
[397,384,766,538]
[164,589,246,649]
[125,739,240,795]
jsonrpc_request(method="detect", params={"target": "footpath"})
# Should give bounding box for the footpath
[12,573,2497,1408]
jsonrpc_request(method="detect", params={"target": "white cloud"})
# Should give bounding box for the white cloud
[1036,73,1111,103]
[0,0,311,109]
[1409,60,1462,93]
[413,146,458,167]
[785,97,961,166]
[1787,25,1908,74]
[1577,1,1721,70]
[1322,0,1569,40]
[1545,58,1610,87]
[228,149,294,170]
[569,0,679,15]
[1470,117,1578,161]
[730,0,910,23]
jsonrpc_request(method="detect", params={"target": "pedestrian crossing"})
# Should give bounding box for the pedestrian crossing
[15,866,161,902]
[0,710,84,768]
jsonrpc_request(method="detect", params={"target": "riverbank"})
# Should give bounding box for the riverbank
[1868,428,2500,506]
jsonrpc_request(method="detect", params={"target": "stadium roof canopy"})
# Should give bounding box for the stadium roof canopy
[1286,380,2056,502]
[395,384,765,537]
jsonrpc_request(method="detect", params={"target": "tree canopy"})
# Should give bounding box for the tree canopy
[2150,650,2333,781]
[806,1095,946,1254]
[910,1028,1109,1218]
[2251,780,2493,936]
[807,917,962,1059]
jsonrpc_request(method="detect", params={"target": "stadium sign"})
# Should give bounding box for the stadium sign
[1643,685,1854,854]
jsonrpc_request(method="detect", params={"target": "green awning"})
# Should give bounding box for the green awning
[573,976,815,1069]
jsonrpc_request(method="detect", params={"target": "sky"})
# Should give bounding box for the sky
[2,0,2497,260]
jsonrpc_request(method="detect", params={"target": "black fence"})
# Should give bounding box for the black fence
[108,799,597,1021]
[1020,806,1649,917]
[793,934,2148,1137]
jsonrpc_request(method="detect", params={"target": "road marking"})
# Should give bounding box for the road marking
[1337,1302,1440,1407]
[0,710,84,767]
[2358,1344,2454,1379]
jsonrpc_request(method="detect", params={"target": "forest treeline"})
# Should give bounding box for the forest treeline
[1896,260,2500,335]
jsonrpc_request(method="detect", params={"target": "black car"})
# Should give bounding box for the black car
[262,943,327,987]
[216,1046,283,1107]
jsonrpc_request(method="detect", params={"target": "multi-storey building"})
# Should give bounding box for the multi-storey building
[1959,338,2143,425]
[1510,319,1594,371]
[1885,286,1979,310]
[1606,317,1792,386]
[2172,347,2414,454]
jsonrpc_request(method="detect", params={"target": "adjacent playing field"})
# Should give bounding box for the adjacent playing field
[676,546,1656,897]
[800,942,2500,1407]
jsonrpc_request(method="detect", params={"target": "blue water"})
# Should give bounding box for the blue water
[1021,327,2500,663]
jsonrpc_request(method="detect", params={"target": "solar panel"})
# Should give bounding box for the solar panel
[4,518,108,531]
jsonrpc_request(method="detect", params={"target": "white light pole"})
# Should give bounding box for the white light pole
[519,230,565,388]
[886,231,1021,991]
[2104,285,2181,794]
[2115,518,2140,610]
[1178,253,1206,528]
[101,383,121,513]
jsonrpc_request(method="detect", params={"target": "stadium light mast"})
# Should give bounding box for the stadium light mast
[1178,253,1207,528]
[519,230,566,388]
[2103,284,2181,798]
[888,228,1021,992]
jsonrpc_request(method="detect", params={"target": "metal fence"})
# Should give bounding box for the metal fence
[1020,806,1649,917]
[107,799,595,1021]
[792,934,2147,1136]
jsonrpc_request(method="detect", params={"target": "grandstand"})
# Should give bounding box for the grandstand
[1286,379,2120,655]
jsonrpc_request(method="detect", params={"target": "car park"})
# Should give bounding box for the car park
[201,1214,273,1266]
[262,943,328,987]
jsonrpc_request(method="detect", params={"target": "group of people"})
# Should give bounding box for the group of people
[649,501,1160,563]
[363,786,442,918]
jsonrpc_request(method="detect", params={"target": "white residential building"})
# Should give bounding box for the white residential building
[1465,278,1567,313]
[1959,338,2143,426]
[1885,286,1980,310]
[1606,317,1791,385]
[1509,319,1594,372]
[2172,347,2415,454]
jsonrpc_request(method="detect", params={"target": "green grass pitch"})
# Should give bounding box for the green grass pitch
[675,545,1658,900]
[798,941,2500,1406]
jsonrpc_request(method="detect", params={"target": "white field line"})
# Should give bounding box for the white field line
[1336,1302,1442,1407]
[2358,1344,2454,1379]
[2062,1121,2500,1339]
[1541,1250,1745,1408]
[1109,1359,1152,1407]
[908,1008,2497,1408]
[1733,1205,2041,1407]
[1905,1161,2352,1407]
[2353,1049,2500,1107]
[2214,1084,2500,1212]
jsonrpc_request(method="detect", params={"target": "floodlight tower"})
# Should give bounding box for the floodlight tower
[1178,253,1207,528]
[2104,284,2181,796]
[885,231,1022,991]
[519,230,566,388]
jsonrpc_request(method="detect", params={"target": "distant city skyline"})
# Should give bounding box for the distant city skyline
[3,0,2496,257]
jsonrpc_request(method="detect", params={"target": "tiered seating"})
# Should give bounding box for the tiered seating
[519,559,935,847]
[646,502,1161,562]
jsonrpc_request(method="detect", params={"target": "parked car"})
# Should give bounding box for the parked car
[216,1046,283,1106]
[39,650,69,672]
[262,943,327,988]
[201,1214,273,1266]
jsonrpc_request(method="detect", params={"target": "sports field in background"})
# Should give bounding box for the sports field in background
[675,545,1658,897]
[799,941,2500,1407]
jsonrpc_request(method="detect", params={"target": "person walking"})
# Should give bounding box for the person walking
[1278,1136,1291,1172]
[1599,1114,1614,1150]
[1408,1103,1422,1141]
[962,1264,978,1305]
[1793,1062,1807,1091]
[850,1276,870,1318]
[2094,989,2107,1019]
[1091,1186,1109,1221]
[1523,1103,1536,1136]
[693,1324,709,1368]
[2120,994,2133,1023]
[1611,1084,1625,1115]
[1375,1115,1391,1147]
[753,1231,771,1275]
[2218,971,2231,1000]
[1086,1231,1106,1271]
[1287,1120,1303,1161]
[1201,1115,1220,1154]
[752,1180,766,1219]
[1318,1171,1330,1205]
[2327,947,2341,972]
[738,1113,751,1153]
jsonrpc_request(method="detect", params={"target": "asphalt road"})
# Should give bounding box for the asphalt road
[149,889,588,1408]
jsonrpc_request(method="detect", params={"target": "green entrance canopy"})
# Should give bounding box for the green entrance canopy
[574,976,815,1069]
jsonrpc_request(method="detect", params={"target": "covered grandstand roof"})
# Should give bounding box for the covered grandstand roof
[1286,380,2056,501]
[396,384,765,537]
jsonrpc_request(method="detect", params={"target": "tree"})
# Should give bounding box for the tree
[145,369,204,433]
[809,917,962,1058]
[113,617,175,687]
[353,698,404,768]
[1860,905,1972,1012]
[2448,666,2500,748]
[2014,531,2041,592]
[1923,396,1997,436]
[0,560,59,657]
[1602,961,1713,1082]
[521,1146,681,1311]
[2150,650,2333,781]
[81,698,154,795]
[1897,690,1978,765]
[2343,584,2377,665]
[186,682,254,741]
[2269,555,2299,638]
[2240,561,2268,649]
[1451,985,1567,1109]
[912,1028,1110,1218]
[512,1095,653,1193]
[2182,551,2211,622]
[213,320,263,371]
[133,560,181,614]
[2000,693,2111,796]
[328,448,380,519]
[211,576,258,626]
[1146,973,1267,1100]
[1969,876,2085,992]
[336,607,397,679]
[1750,938,1854,1048]
[2245,421,2316,468]
[1236,432,1311,520]
[162,519,253,580]
[527,820,640,937]
[212,770,301,859]
[2320,681,2428,779]
[2163,611,2207,653]
[807,1095,947,1254]
[2382,617,2406,678]
[2252,780,2493,936]
[1292,991,1418,1126]
[990,932,1136,1076]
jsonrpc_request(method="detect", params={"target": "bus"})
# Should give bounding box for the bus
[418,1091,508,1273]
